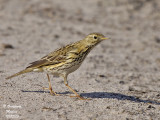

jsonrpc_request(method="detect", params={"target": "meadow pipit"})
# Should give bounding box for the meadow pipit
[6,33,108,100]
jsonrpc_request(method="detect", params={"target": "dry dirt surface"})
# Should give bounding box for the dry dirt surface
[0,0,160,120]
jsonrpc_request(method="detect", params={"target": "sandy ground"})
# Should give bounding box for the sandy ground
[0,0,160,119]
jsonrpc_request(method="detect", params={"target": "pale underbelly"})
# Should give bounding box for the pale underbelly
[42,63,81,77]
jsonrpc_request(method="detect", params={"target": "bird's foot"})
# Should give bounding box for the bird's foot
[70,95,91,100]
[42,87,60,96]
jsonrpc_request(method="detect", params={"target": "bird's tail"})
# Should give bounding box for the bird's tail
[6,68,33,79]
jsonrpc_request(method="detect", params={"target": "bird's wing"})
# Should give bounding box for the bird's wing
[26,45,78,69]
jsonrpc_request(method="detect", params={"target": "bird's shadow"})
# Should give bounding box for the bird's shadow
[21,90,70,95]
[81,92,160,105]
[21,90,160,105]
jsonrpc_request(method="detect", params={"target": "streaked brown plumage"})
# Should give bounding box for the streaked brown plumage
[6,33,108,100]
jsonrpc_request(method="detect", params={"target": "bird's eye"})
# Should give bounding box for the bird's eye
[94,36,97,39]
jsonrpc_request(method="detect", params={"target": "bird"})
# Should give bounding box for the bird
[6,33,108,100]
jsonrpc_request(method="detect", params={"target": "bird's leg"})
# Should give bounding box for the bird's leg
[63,75,90,100]
[43,74,59,96]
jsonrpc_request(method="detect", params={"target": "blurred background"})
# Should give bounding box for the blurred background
[1,0,160,73]
[0,0,160,119]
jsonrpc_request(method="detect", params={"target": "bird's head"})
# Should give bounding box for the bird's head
[84,33,108,46]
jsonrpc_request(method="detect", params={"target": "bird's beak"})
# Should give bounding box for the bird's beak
[101,37,109,40]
